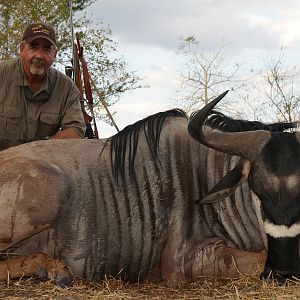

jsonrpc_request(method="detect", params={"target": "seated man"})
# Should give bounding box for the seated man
[0,23,85,150]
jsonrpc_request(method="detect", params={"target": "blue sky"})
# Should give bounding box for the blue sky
[83,0,300,137]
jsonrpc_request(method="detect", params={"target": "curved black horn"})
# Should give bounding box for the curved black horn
[188,91,271,161]
[188,90,229,142]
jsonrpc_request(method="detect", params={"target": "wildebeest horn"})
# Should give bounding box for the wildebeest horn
[188,91,271,161]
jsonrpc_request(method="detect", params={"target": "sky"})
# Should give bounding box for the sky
[83,0,300,137]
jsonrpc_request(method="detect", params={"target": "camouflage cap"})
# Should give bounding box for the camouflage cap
[22,23,56,47]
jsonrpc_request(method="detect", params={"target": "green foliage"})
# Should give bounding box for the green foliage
[72,0,96,11]
[0,0,97,58]
[0,0,144,124]
[59,16,144,122]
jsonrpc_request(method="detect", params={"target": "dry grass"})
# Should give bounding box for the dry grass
[1,272,300,300]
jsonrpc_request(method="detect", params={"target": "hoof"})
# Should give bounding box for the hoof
[54,274,73,288]
[36,266,73,287]
[36,266,48,280]
[261,268,300,284]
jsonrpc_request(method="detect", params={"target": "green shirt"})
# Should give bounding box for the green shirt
[0,57,85,149]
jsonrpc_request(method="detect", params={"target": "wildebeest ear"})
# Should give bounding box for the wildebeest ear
[198,159,251,204]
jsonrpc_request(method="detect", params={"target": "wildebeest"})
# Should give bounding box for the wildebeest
[188,90,300,281]
[0,93,296,285]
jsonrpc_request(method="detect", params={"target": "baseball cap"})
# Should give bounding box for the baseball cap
[22,23,56,47]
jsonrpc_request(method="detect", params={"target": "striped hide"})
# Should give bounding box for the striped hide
[0,109,266,284]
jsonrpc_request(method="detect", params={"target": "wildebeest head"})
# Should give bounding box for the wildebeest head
[188,91,300,281]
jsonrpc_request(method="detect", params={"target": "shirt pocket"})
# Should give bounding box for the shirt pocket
[37,112,60,139]
[40,112,60,124]
[0,106,22,137]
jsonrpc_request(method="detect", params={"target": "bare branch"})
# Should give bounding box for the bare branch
[175,37,244,110]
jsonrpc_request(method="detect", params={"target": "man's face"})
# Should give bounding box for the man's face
[20,38,57,78]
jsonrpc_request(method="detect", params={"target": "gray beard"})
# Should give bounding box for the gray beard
[30,64,45,75]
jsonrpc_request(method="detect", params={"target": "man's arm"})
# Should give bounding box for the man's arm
[48,128,82,139]
[56,79,86,139]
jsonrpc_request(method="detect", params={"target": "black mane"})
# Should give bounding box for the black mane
[205,110,297,132]
[109,109,187,182]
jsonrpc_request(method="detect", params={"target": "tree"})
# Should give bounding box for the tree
[259,49,300,122]
[175,36,244,113]
[62,17,144,123]
[0,0,144,124]
[0,0,95,59]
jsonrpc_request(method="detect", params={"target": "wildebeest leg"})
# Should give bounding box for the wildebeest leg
[161,238,266,285]
[185,240,266,280]
[0,158,71,284]
[0,253,72,287]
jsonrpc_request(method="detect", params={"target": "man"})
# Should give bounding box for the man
[0,23,85,150]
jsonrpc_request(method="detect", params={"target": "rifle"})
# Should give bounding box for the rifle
[66,0,98,139]
[77,37,120,133]
[66,0,119,137]
[65,39,98,139]
[73,40,93,125]
[76,37,99,138]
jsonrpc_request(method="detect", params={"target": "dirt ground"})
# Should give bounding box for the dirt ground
[0,272,300,300]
